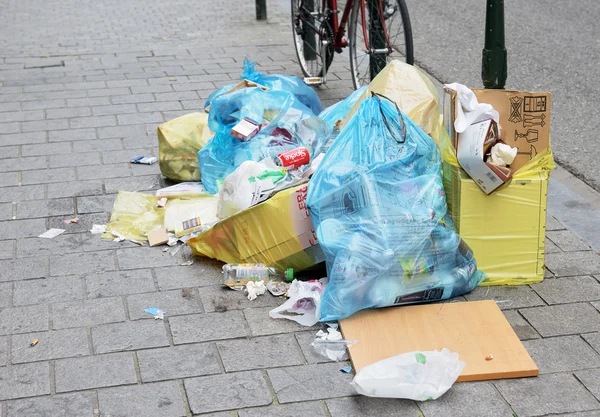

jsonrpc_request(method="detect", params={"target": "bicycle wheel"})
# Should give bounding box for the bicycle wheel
[349,0,414,89]
[291,0,334,77]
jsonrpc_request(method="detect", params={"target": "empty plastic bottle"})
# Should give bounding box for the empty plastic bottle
[222,263,294,287]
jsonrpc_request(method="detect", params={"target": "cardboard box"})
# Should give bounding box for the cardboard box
[187,184,325,271]
[444,88,551,172]
[456,119,512,194]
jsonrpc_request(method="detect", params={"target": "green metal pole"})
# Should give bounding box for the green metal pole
[256,0,267,21]
[367,0,387,80]
[482,0,507,89]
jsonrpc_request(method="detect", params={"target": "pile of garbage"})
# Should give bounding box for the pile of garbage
[93,58,553,400]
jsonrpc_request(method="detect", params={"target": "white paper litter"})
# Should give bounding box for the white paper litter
[157,197,167,207]
[311,328,356,361]
[38,228,65,239]
[489,143,518,167]
[90,224,107,234]
[246,280,266,301]
[156,182,206,197]
[112,231,125,242]
[444,83,500,134]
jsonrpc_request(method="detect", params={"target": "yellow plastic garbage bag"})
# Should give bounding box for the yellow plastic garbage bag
[187,184,325,271]
[157,112,213,182]
[342,60,443,144]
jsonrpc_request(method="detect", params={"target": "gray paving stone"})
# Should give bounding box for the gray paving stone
[0,304,48,335]
[7,392,94,417]
[16,234,82,258]
[48,152,101,168]
[0,110,44,123]
[0,282,11,308]
[88,87,130,97]
[577,369,600,402]
[11,328,89,363]
[47,213,109,234]
[55,352,137,392]
[47,180,103,198]
[104,174,162,193]
[583,332,600,354]
[21,167,76,185]
[117,112,164,125]
[50,250,116,276]
[240,402,328,417]
[102,148,153,164]
[0,122,19,134]
[21,119,68,132]
[185,370,272,414]
[92,319,169,353]
[198,285,281,313]
[137,101,182,112]
[70,115,116,129]
[49,127,96,142]
[80,232,140,252]
[520,303,600,337]
[217,334,305,372]
[464,285,545,309]
[0,257,48,282]
[501,309,541,340]
[74,139,123,154]
[244,307,307,336]
[0,239,15,260]
[85,269,155,298]
[137,343,221,382]
[17,198,75,219]
[0,335,7,366]
[52,297,126,329]
[46,107,92,119]
[546,251,600,277]
[76,194,115,214]
[547,230,592,252]
[495,373,600,417]
[13,276,84,305]
[552,412,600,417]
[98,381,187,417]
[0,218,46,239]
[545,238,561,253]
[0,145,19,159]
[117,246,183,269]
[0,362,50,400]
[326,397,419,417]
[0,172,19,187]
[268,363,355,403]
[523,335,600,374]
[169,311,248,344]
[0,202,13,221]
[67,97,111,108]
[0,132,46,146]
[0,185,45,203]
[110,94,154,104]
[92,103,137,116]
[533,276,600,304]
[127,288,203,320]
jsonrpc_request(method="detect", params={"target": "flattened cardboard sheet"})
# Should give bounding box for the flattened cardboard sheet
[340,300,538,382]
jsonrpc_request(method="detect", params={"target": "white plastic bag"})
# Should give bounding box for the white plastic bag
[352,348,465,401]
[268,279,324,326]
[311,328,357,361]
[444,83,500,134]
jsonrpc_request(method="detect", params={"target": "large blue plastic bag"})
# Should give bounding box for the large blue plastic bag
[307,96,484,321]
[241,59,322,115]
[199,87,329,194]
[318,86,367,129]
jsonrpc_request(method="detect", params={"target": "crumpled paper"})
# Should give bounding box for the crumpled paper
[311,328,357,361]
[246,280,266,300]
[489,143,517,167]
[445,83,500,134]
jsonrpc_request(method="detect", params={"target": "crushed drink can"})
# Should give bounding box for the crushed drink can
[276,147,310,170]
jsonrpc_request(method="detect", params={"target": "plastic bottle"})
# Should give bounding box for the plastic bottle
[222,263,294,287]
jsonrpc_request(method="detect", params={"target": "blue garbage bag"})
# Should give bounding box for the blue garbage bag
[318,86,367,129]
[199,88,329,194]
[241,59,322,115]
[203,84,236,111]
[307,95,485,321]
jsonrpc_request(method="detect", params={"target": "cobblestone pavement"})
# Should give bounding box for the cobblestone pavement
[1,0,600,416]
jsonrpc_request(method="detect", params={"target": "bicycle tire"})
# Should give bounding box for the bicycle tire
[291,0,334,77]
[349,0,414,89]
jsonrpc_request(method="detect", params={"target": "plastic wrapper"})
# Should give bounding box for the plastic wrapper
[198,88,329,194]
[157,113,213,182]
[352,349,465,400]
[342,61,443,144]
[187,184,325,272]
[241,58,322,115]
[318,86,367,129]
[269,279,325,326]
[307,96,485,322]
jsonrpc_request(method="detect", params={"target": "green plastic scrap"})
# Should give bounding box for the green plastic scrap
[415,352,427,364]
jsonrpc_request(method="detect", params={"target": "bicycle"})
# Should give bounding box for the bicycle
[292,0,414,89]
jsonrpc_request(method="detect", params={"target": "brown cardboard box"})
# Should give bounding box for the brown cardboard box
[444,88,551,172]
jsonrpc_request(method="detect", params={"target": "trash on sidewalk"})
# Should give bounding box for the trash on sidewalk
[266,281,290,297]
[155,182,206,197]
[339,300,538,382]
[63,218,79,224]
[38,228,65,239]
[340,365,353,374]
[90,224,106,234]
[145,308,165,320]
[268,279,325,326]
[246,280,266,300]
[351,348,465,400]
[488,142,517,167]
[157,112,213,182]
[130,156,158,165]
[311,327,356,361]
[188,184,325,272]
[442,85,554,285]
[147,228,169,247]
[443,82,500,134]
[222,263,294,289]
[307,95,484,322]
[30,339,39,347]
